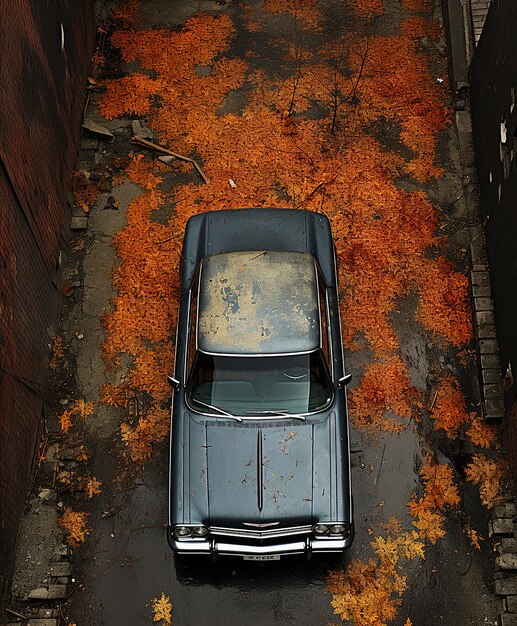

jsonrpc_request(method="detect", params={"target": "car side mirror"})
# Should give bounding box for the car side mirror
[168,375,181,391]
[338,373,352,389]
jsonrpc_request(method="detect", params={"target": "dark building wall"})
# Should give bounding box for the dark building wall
[0,0,95,595]
[470,0,517,473]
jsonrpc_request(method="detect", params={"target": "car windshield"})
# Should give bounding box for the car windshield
[186,351,333,417]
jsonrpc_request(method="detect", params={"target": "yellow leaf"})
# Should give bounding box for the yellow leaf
[152,592,172,625]
[59,508,89,547]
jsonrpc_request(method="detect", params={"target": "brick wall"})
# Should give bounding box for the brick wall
[0,1,95,598]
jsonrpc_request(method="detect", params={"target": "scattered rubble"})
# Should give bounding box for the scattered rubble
[70,216,88,231]
[131,118,153,140]
[103,195,119,210]
[8,493,74,625]
[82,118,114,141]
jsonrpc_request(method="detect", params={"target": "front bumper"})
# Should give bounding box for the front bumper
[168,527,353,557]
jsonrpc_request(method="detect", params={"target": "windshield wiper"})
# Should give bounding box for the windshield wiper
[245,409,306,421]
[191,398,242,422]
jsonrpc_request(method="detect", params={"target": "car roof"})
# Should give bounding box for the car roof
[197,250,321,355]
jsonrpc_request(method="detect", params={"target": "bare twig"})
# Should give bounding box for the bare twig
[288,28,304,116]
[459,552,473,576]
[319,186,327,212]
[375,443,387,483]
[83,90,91,118]
[298,176,337,208]
[67,583,84,600]
[6,608,28,620]
[156,235,175,246]
[35,436,49,479]
[132,136,209,184]
[111,481,164,495]
[430,389,439,411]
[97,15,131,30]
[112,484,139,495]
[348,29,371,105]
[102,504,125,519]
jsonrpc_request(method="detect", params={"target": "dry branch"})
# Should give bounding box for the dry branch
[132,136,209,184]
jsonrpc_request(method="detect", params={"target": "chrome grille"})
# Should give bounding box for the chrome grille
[210,525,312,540]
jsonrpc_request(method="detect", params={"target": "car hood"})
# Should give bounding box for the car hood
[183,412,344,527]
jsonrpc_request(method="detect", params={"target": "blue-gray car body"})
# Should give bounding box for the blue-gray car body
[168,208,353,558]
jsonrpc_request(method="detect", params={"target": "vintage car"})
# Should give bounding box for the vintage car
[168,208,353,560]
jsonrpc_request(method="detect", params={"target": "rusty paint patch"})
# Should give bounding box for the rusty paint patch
[197,250,320,355]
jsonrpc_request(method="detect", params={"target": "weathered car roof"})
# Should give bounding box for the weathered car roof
[197,250,320,355]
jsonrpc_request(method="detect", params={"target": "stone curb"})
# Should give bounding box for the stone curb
[470,261,504,420]
[493,501,517,626]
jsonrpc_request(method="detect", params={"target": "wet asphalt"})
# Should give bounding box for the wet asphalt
[67,422,495,625]
[63,1,500,624]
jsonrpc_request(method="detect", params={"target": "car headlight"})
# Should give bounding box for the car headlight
[313,523,351,537]
[174,525,192,538]
[173,525,209,539]
[330,523,350,536]
[313,524,329,535]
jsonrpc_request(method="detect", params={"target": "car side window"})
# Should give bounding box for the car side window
[318,273,331,371]
[188,280,199,374]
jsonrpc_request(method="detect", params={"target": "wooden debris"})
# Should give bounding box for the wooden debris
[430,388,439,411]
[132,136,208,184]
[6,608,27,620]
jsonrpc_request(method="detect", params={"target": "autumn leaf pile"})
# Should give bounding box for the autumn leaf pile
[71,170,98,213]
[59,508,89,547]
[328,518,423,625]
[429,376,469,438]
[348,356,418,432]
[428,375,505,509]
[58,399,95,435]
[407,459,460,544]
[465,454,508,508]
[49,336,65,370]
